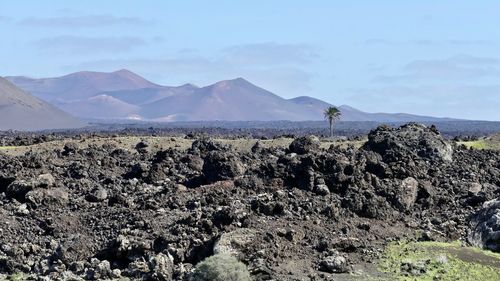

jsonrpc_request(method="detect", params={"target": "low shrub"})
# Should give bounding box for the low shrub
[190,254,251,281]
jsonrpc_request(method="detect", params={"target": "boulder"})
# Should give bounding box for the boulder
[26,187,69,206]
[468,183,483,195]
[319,255,349,273]
[87,188,108,202]
[36,173,56,187]
[213,229,256,258]
[251,141,264,153]
[190,138,230,156]
[396,177,419,210]
[127,163,149,179]
[135,140,150,153]
[203,151,245,183]
[468,199,500,252]
[181,154,204,172]
[149,253,174,281]
[289,136,321,155]
[314,184,330,196]
[86,259,113,280]
[6,180,33,199]
[57,234,95,264]
[62,142,79,156]
[5,174,56,200]
[363,123,453,162]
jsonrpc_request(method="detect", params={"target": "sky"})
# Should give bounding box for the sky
[1,1,499,120]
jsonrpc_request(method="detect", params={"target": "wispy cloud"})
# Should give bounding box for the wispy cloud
[374,54,500,82]
[364,39,496,46]
[0,15,10,22]
[221,43,319,65]
[20,14,149,28]
[35,36,146,54]
[73,57,217,73]
[415,39,495,46]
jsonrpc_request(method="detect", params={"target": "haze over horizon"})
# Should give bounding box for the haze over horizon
[1,1,499,121]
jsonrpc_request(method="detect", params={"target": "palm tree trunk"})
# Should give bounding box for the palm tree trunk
[329,119,333,138]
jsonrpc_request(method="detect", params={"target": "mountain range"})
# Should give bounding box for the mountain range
[6,70,455,123]
[0,77,84,131]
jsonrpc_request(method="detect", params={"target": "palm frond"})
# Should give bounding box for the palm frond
[324,106,341,120]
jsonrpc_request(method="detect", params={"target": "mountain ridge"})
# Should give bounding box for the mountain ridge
[7,70,459,122]
[0,77,85,130]
[6,70,160,102]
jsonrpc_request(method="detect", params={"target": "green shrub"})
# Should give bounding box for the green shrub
[190,254,251,281]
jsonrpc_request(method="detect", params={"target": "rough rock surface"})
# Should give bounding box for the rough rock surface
[289,135,321,154]
[363,123,453,163]
[0,123,499,280]
[319,255,349,273]
[468,199,500,252]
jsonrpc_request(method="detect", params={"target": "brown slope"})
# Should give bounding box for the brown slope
[140,78,323,121]
[55,95,141,119]
[6,69,160,101]
[0,77,85,131]
[101,83,199,106]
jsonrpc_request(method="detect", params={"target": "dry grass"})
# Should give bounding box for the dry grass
[458,135,500,151]
[0,146,18,151]
[0,136,366,156]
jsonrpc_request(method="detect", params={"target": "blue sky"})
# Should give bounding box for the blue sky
[1,1,499,120]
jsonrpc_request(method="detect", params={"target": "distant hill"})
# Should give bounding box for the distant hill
[55,94,141,119]
[289,97,456,122]
[7,70,457,122]
[140,78,325,121]
[7,69,159,101]
[0,77,85,131]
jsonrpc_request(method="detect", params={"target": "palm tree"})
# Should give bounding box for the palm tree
[324,106,341,138]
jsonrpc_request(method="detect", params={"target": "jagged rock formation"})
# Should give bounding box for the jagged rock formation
[0,123,498,280]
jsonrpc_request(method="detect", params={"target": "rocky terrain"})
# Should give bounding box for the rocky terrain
[0,123,499,280]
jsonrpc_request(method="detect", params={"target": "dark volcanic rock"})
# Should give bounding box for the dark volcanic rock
[363,123,453,162]
[5,180,33,200]
[289,135,321,154]
[0,124,499,280]
[202,151,245,183]
[135,140,150,153]
[190,138,230,156]
[319,254,349,273]
[63,142,79,156]
[395,177,419,211]
[468,199,500,252]
[26,187,69,206]
[5,174,56,200]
